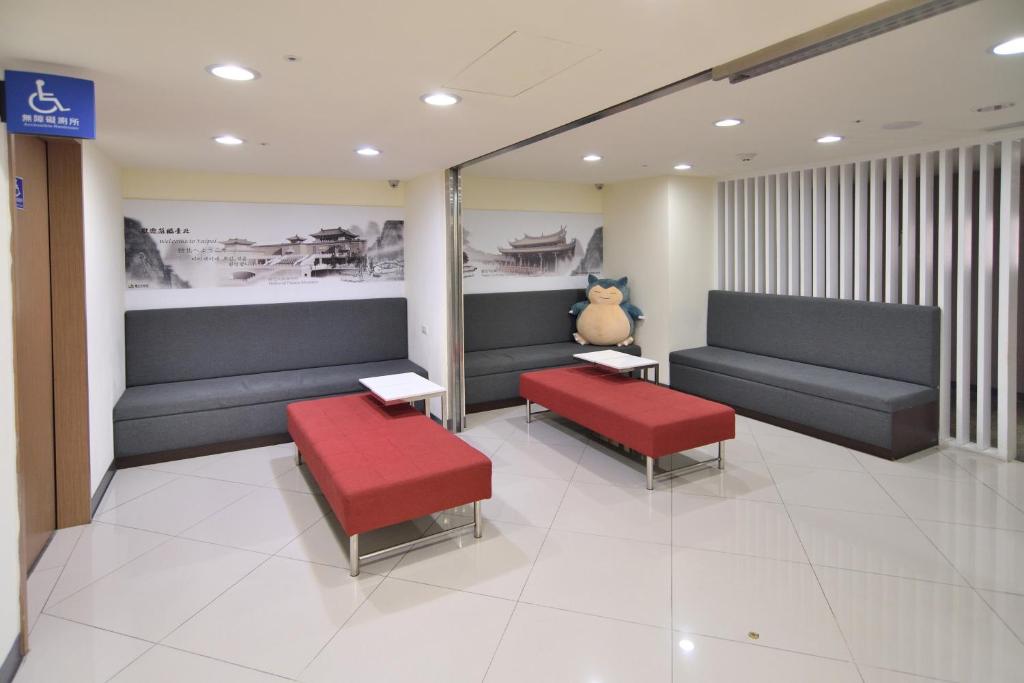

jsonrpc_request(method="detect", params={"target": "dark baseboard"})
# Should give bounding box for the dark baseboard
[732,405,938,461]
[90,463,117,517]
[116,433,292,469]
[0,636,21,683]
[467,398,526,414]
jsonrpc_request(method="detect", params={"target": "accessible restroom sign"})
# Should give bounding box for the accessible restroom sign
[3,70,95,139]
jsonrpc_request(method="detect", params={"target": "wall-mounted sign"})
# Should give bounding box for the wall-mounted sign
[3,70,96,139]
[14,177,24,210]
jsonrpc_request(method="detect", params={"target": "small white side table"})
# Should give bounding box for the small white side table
[574,349,660,383]
[359,372,448,429]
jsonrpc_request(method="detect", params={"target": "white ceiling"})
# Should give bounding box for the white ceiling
[467,0,1024,182]
[0,0,887,179]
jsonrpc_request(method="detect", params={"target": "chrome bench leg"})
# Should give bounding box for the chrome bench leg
[526,399,532,423]
[646,456,654,490]
[296,450,303,466]
[349,534,360,577]
[474,501,483,538]
[718,441,725,470]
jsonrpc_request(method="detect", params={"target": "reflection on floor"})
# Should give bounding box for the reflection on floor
[17,407,1024,682]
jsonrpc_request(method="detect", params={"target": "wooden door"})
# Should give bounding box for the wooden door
[10,135,57,568]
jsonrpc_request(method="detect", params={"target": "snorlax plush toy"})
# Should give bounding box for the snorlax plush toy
[570,274,644,346]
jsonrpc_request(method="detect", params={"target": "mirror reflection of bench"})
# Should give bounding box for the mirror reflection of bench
[464,289,642,410]
[113,298,426,466]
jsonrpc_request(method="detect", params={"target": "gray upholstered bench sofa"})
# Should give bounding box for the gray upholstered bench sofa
[464,289,641,409]
[114,298,425,463]
[669,291,939,459]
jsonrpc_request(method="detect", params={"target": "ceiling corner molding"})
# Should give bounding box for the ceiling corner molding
[711,0,980,84]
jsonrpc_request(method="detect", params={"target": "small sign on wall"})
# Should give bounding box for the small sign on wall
[14,176,24,210]
[3,70,96,139]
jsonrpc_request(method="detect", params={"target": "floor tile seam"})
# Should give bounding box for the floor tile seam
[514,596,863,664]
[860,465,1003,588]
[101,641,159,683]
[381,574,518,604]
[43,533,278,614]
[41,533,180,613]
[94,473,185,516]
[35,524,89,615]
[478,464,579,680]
[970,474,1024,516]
[158,552,276,646]
[974,589,1024,649]
[161,467,322,495]
[293,571,390,681]
[761,456,860,665]
[805,562,969,588]
[35,612,158,645]
[174,486,277,538]
[125,641,298,682]
[826,460,1024,651]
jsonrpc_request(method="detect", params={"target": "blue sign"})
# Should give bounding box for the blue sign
[14,177,24,210]
[4,70,95,139]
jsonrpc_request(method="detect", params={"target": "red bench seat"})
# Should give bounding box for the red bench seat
[287,394,491,573]
[520,366,734,487]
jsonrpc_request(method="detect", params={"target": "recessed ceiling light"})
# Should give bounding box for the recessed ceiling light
[673,163,693,171]
[817,134,844,144]
[678,640,696,652]
[421,92,461,107]
[714,118,743,127]
[356,146,381,156]
[993,37,1024,56]
[206,64,259,81]
[213,134,244,145]
[582,154,602,162]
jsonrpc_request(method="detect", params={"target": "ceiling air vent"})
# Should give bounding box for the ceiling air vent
[712,0,979,84]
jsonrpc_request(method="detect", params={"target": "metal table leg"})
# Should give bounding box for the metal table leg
[349,534,360,577]
[646,456,654,490]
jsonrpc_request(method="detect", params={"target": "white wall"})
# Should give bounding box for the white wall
[403,172,449,420]
[0,128,25,658]
[604,177,671,371]
[604,175,716,378]
[82,143,125,494]
[667,176,716,354]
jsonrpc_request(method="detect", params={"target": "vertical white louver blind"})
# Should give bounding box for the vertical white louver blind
[715,138,1023,461]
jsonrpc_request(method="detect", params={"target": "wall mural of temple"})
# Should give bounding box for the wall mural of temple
[124,199,404,293]
[462,209,603,294]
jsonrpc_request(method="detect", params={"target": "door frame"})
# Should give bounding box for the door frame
[8,134,92,651]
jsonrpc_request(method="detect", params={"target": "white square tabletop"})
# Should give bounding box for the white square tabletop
[574,349,659,371]
[359,372,446,405]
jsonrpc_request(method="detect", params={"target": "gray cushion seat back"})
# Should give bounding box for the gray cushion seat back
[125,298,409,386]
[466,342,641,378]
[115,358,426,422]
[706,291,940,387]
[464,290,584,353]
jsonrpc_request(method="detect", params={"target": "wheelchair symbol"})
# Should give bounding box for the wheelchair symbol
[28,79,70,115]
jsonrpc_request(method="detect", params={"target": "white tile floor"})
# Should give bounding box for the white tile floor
[16,410,1024,682]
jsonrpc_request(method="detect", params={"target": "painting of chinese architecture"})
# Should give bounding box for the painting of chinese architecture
[462,209,602,284]
[123,199,404,292]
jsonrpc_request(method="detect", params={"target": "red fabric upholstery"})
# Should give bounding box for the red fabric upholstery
[287,394,491,535]
[520,365,735,458]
